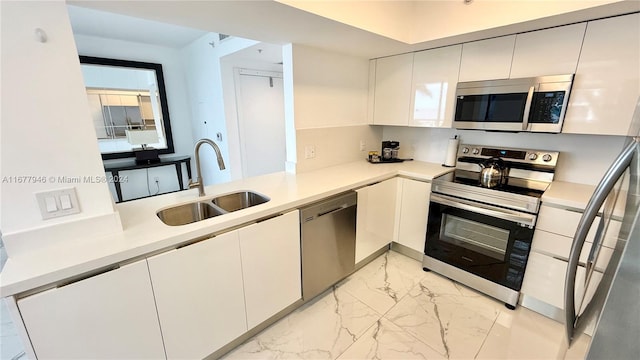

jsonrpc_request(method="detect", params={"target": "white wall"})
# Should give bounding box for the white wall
[0,1,120,256]
[286,44,380,172]
[74,34,195,201]
[382,126,627,185]
[220,45,284,181]
[180,34,259,185]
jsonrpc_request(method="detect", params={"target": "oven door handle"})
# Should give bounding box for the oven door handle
[431,193,537,227]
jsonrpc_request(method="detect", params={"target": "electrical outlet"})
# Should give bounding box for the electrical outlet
[304,145,316,159]
[360,140,366,151]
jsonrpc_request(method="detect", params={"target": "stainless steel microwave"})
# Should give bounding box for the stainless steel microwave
[453,74,574,133]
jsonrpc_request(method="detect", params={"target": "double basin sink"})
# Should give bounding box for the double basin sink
[157,191,270,226]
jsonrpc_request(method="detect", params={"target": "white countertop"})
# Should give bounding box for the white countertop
[0,160,451,297]
[541,181,596,210]
[1,159,605,298]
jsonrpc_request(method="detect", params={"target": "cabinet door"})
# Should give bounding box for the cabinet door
[510,23,586,78]
[397,178,431,253]
[355,178,399,262]
[239,210,301,329]
[459,35,515,82]
[410,45,462,128]
[18,260,165,359]
[372,53,413,125]
[563,13,640,135]
[521,252,587,311]
[147,231,247,359]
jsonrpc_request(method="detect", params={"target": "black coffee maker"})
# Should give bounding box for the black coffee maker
[381,141,399,161]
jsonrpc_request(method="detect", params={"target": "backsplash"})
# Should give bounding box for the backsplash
[295,125,383,173]
[382,126,627,185]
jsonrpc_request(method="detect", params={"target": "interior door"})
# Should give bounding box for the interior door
[236,70,285,178]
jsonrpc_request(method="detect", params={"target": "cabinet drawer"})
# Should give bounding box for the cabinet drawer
[532,229,614,271]
[521,252,587,311]
[537,205,600,239]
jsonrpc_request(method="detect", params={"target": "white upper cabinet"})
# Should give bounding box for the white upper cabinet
[147,231,248,359]
[410,45,462,128]
[563,13,640,136]
[372,53,414,125]
[510,23,586,78]
[459,35,515,82]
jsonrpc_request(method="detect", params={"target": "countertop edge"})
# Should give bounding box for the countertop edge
[0,160,451,297]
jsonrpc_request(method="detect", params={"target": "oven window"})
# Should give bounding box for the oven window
[440,214,510,260]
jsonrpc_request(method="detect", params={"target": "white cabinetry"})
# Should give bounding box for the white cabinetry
[459,35,515,82]
[396,178,431,253]
[17,260,165,359]
[410,45,462,128]
[460,24,586,82]
[510,23,586,78]
[563,13,640,135]
[521,204,618,316]
[372,53,414,125]
[355,178,399,262]
[147,231,247,359]
[239,210,301,328]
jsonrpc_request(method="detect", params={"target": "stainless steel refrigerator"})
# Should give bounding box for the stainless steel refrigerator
[563,98,640,359]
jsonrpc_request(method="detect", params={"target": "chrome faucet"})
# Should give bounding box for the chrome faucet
[189,138,226,197]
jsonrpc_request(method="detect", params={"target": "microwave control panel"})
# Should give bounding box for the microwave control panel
[529,91,566,124]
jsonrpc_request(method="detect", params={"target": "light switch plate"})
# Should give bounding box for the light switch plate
[35,187,80,220]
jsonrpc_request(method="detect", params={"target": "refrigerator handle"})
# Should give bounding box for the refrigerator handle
[564,138,638,344]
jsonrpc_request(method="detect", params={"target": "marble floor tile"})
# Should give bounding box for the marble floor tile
[384,272,502,359]
[222,285,380,359]
[1,299,26,360]
[339,251,428,315]
[475,307,590,360]
[337,317,445,360]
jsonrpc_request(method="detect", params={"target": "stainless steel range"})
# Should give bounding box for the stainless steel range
[423,144,559,309]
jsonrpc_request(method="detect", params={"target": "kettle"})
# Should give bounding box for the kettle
[479,157,507,188]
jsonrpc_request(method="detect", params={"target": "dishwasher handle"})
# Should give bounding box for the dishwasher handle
[317,204,349,218]
[300,191,357,223]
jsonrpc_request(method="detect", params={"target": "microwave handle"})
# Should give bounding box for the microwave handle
[522,85,536,131]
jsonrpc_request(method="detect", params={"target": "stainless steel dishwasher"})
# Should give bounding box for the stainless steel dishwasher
[300,191,357,300]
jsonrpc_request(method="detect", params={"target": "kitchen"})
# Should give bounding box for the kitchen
[1,1,639,359]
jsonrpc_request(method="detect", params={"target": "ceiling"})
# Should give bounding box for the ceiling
[67,5,207,48]
[67,0,639,59]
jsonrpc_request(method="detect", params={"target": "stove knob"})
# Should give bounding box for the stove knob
[472,148,480,155]
[528,153,538,161]
[462,147,470,154]
[542,154,553,162]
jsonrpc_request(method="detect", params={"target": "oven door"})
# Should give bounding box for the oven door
[425,193,537,290]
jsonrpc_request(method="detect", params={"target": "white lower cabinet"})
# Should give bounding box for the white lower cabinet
[147,231,247,359]
[521,204,616,330]
[239,210,302,329]
[17,260,165,359]
[18,211,302,360]
[355,178,399,263]
[396,178,431,253]
[521,252,590,312]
